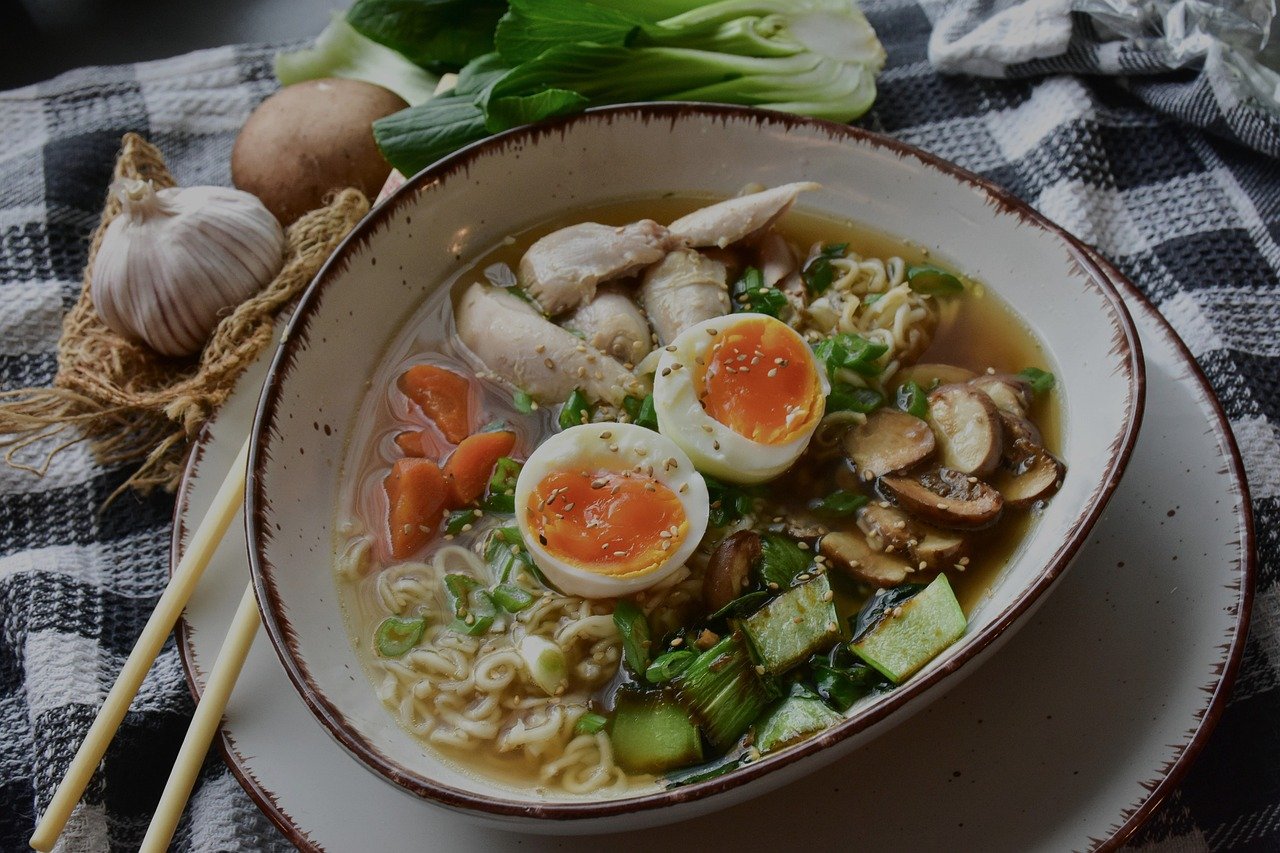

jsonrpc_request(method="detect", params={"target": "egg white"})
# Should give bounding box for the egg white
[651,313,829,484]
[514,422,709,598]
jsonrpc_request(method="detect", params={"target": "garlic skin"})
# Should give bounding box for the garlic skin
[91,179,285,357]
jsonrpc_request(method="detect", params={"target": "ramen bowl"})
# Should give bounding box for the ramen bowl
[246,104,1144,832]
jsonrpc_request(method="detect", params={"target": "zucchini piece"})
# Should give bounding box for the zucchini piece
[741,573,840,675]
[609,690,703,775]
[756,695,844,754]
[850,574,966,683]
[675,635,776,752]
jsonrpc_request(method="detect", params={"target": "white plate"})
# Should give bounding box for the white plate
[174,267,1252,851]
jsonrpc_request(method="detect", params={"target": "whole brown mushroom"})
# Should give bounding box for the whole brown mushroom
[232,78,407,225]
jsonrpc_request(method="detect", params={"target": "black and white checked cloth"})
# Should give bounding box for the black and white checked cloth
[2,3,1279,850]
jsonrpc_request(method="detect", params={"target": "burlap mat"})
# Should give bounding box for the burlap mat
[0,133,370,501]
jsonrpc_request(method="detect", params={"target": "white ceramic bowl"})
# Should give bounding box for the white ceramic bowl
[247,104,1144,833]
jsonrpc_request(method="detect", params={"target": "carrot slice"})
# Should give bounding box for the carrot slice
[394,430,430,458]
[397,364,472,444]
[444,430,517,507]
[384,457,447,558]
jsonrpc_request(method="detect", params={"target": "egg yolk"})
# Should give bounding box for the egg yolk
[698,317,823,445]
[526,470,688,577]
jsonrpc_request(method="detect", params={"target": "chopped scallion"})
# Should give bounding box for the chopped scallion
[492,583,535,612]
[444,574,497,635]
[374,615,426,658]
[645,649,697,683]
[612,600,651,677]
[827,383,884,414]
[513,389,535,413]
[1018,367,1055,394]
[574,711,609,735]
[895,379,928,419]
[444,508,479,536]
[559,388,592,431]
[907,264,964,295]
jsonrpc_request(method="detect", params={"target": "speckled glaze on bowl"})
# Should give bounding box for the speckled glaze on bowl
[246,104,1144,832]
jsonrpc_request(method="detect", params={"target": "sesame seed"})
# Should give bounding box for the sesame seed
[792,616,804,624]
[613,550,627,557]
[543,357,555,370]
[936,501,947,509]
[702,424,713,433]
[712,440,721,450]
[609,444,619,452]
[600,430,613,439]
[826,621,839,633]
[679,483,689,494]
[919,561,927,570]
[797,541,810,550]
[564,502,575,511]
[767,368,778,377]
[661,368,671,377]
[535,344,546,354]
[821,589,834,602]
[707,328,718,335]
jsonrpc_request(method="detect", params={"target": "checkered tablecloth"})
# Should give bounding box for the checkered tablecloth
[2,3,1279,850]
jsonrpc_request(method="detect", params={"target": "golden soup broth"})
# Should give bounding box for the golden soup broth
[336,196,1061,789]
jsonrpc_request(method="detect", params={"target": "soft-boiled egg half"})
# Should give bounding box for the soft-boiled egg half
[652,313,829,484]
[514,422,709,598]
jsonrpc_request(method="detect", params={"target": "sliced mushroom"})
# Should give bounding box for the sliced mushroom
[820,530,911,588]
[856,503,917,554]
[893,363,977,390]
[704,530,762,612]
[994,448,1066,510]
[669,182,821,249]
[998,411,1043,461]
[881,468,1003,530]
[843,409,936,479]
[517,220,673,315]
[926,384,1002,476]
[910,523,969,571]
[969,374,1033,417]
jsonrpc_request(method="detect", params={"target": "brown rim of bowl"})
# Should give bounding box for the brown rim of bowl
[171,258,1254,852]
[242,103,1148,823]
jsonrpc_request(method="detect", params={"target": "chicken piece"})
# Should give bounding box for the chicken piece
[638,249,731,345]
[517,220,673,316]
[562,283,652,367]
[755,231,797,288]
[669,182,821,249]
[454,283,645,406]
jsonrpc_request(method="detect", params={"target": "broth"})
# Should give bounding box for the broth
[335,195,1062,791]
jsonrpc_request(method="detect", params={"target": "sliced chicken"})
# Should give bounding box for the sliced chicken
[562,283,652,367]
[669,182,821,249]
[517,220,673,316]
[755,231,798,288]
[454,283,644,406]
[639,248,731,345]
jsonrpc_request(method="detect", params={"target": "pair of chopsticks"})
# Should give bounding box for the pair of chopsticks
[29,438,259,853]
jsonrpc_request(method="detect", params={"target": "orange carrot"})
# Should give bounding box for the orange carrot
[394,429,430,458]
[444,430,517,507]
[384,458,447,558]
[397,364,471,444]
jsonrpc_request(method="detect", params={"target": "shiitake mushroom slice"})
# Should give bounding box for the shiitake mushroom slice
[926,384,1003,476]
[703,530,762,612]
[856,503,917,554]
[910,523,970,572]
[992,411,1066,509]
[881,468,1004,530]
[969,374,1033,417]
[844,409,936,480]
[820,531,911,588]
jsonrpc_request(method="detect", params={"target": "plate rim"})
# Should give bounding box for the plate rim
[241,102,1148,821]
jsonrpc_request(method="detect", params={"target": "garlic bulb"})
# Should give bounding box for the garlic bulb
[90,179,285,357]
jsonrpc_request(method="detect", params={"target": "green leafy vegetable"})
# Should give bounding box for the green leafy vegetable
[808,489,868,518]
[906,263,964,296]
[895,379,928,419]
[757,533,810,588]
[813,332,887,379]
[645,649,697,683]
[808,647,888,711]
[575,711,609,735]
[733,267,788,317]
[275,14,441,105]
[365,0,886,174]
[492,582,535,612]
[801,242,848,296]
[1019,367,1055,395]
[375,615,427,657]
[827,382,883,414]
[664,752,751,788]
[346,0,507,71]
[559,388,593,430]
[707,590,770,621]
[850,583,926,641]
[622,393,658,429]
[613,600,652,677]
[444,574,498,635]
[704,476,755,527]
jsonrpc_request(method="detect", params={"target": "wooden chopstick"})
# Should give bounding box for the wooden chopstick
[139,582,260,852]
[29,437,250,853]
